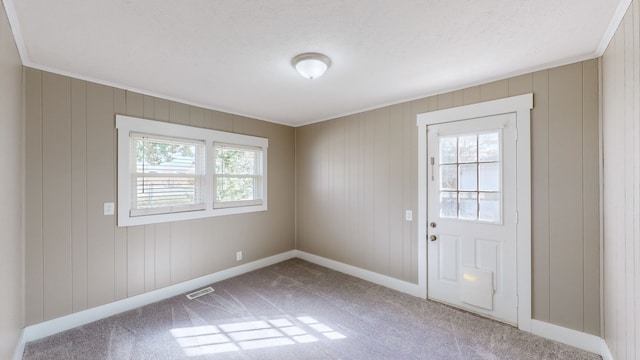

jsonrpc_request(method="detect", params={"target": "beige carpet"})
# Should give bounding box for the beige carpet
[22,259,601,359]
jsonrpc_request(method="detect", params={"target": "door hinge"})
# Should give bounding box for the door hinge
[515,211,519,224]
[515,131,518,141]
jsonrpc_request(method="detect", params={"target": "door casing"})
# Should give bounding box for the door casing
[416,93,533,331]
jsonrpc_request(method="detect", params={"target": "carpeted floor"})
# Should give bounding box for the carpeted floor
[22,259,601,360]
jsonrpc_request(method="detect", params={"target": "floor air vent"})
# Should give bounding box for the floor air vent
[186,286,214,300]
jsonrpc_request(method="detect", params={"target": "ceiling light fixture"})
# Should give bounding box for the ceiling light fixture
[292,53,331,80]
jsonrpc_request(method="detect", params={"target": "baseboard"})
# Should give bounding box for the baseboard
[600,338,613,360]
[12,329,26,360]
[530,319,602,355]
[294,250,421,297]
[22,250,297,343]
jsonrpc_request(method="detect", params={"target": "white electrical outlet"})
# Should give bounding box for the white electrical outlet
[236,251,243,261]
[104,202,115,215]
[405,210,413,221]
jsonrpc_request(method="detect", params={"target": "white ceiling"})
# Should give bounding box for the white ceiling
[4,0,628,126]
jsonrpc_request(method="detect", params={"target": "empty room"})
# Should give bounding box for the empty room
[1,0,639,359]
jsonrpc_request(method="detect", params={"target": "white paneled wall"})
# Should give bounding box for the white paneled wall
[601,0,640,358]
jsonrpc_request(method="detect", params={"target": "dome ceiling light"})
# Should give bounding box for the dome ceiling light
[292,53,331,80]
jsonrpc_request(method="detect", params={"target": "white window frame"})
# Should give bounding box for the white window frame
[116,115,268,227]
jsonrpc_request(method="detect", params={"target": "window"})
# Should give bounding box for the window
[438,130,502,223]
[214,144,263,208]
[116,115,268,227]
[131,134,206,216]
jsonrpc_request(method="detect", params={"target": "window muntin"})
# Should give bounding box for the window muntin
[214,144,263,208]
[438,130,502,223]
[130,133,206,216]
[116,115,268,227]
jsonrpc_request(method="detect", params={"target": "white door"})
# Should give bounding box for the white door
[427,113,518,325]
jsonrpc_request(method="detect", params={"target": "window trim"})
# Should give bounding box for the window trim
[116,115,268,227]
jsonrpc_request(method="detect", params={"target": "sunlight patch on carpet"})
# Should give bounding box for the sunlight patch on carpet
[170,316,346,356]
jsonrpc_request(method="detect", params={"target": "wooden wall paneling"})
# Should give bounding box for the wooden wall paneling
[154,222,171,289]
[144,224,156,292]
[581,59,601,336]
[373,108,391,274]
[189,218,208,278]
[41,72,73,320]
[410,102,419,282]
[364,111,376,269]
[345,115,359,266]
[452,90,464,107]
[25,68,43,325]
[316,122,331,257]
[508,74,533,96]
[410,97,429,282]
[143,95,154,119]
[125,91,146,297]
[548,63,585,331]
[169,104,191,284]
[531,69,551,322]
[154,98,170,122]
[210,110,233,131]
[114,88,128,301]
[330,119,344,261]
[437,92,453,110]
[388,105,404,279]
[623,9,637,358]
[125,91,144,117]
[402,103,413,281]
[611,25,626,359]
[189,106,205,128]
[295,125,312,252]
[427,96,438,113]
[634,1,640,355]
[86,83,116,308]
[463,86,481,105]
[410,97,429,116]
[169,101,190,125]
[126,226,145,297]
[602,29,619,356]
[480,79,509,101]
[71,78,88,313]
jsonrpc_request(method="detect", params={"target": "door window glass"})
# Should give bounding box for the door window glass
[438,131,501,223]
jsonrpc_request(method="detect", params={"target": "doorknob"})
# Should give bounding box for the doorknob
[429,222,436,228]
[430,235,437,241]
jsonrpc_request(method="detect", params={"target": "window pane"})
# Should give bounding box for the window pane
[458,164,477,191]
[439,136,457,164]
[440,165,457,190]
[133,135,205,210]
[458,135,477,163]
[136,176,202,208]
[216,177,256,202]
[479,132,499,162]
[440,192,457,218]
[478,162,500,191]
[216,146,260,175]
[459,192,478,220]
[215,144,263,204]
[479,192,501,222]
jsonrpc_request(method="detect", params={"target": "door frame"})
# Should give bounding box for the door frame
[416,93,533,331]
